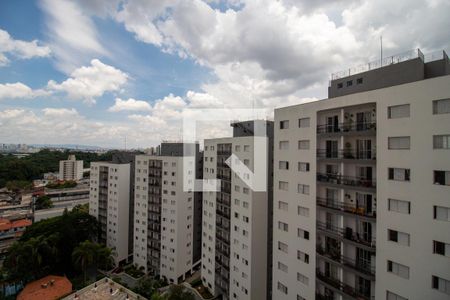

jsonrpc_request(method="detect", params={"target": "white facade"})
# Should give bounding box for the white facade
[89,162,131,265]
[272,74,450,300]
[202,136,270,300]
[59,155,83,181]
[133,155,198,283]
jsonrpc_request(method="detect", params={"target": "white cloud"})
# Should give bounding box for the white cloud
[0,82,49,100]
[42,107,79,117]
[108,97,152,112]
[39,0,107,73]
[0,28,51,66]
[47,59,128,104]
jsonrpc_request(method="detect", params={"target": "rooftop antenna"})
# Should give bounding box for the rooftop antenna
[124,136,127,150]
[380,35,383,66]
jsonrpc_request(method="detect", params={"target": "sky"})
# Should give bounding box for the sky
[0,0,449,148]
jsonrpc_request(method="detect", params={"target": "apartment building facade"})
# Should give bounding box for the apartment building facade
[272,50,450,300]
[201,120,274,300]
[89,162,131,265]
[59,155,83,181]
[132,143,203,284]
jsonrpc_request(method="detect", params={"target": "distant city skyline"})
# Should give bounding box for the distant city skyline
[1,0,449,148]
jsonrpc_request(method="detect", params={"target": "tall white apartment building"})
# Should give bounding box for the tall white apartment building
[59,155,83,181]
[89,161,131,265]
[272,49,450,300]
[133,143,203,284]
[201,120,274,300]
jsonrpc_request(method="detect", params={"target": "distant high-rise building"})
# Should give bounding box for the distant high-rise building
[133,143,203,284]
[272,49,450,300]
[59,155,83,181]
[201,120,274,300]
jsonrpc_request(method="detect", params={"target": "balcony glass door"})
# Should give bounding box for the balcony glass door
[326,140,338,158]
[327,115,339,133]
[359,221,373,244]
[357,139,372,159]
[356,192,373,214]
[356,111,371,131]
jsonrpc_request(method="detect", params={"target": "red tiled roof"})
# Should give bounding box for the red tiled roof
[0,218,32,231]
[17,275,72,300]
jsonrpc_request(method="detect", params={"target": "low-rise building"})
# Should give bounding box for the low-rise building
[17,275,72,300]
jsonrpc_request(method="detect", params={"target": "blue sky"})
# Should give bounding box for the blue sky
[0,0,449,148]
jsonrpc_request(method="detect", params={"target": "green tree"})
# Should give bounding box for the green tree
[166,285,194,300]
[72,240,97,285]
[35,195,53,210]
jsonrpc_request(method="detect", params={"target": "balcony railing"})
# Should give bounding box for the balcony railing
[317,173,376,189]
[317,221,376,249]
[316,269,373,300]
[317,149,376,160]
[317,122,376,134]
[317,244,375,275]
[316,197,376,218]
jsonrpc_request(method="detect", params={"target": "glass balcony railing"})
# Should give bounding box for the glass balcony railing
[317,149,376,160]
[316,197,376,218]
[317,122,376,134]
[317,173,376,189]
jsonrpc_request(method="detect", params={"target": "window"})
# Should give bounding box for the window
[433,135,450,149]
[387,260,409,279]
[298,140,310,149]
[298,162,310,172]
[278,261,288,272]
[432,275,450,295]
[433,240,450,257]
[388,229,410,246]
[388,137,410,149]
[434,205,450,221]
[278,221,289,232]
[235,145,241,151]
[433,98,450,115]
[280,120,289,129]
[386,291,408,300]
[434,170,450,185]
[297,273,309,285]
[279,181,289,191]
[388,199,411,214]
[298,118,310,128]
[298,228,309,240]
[244,145,250,152]
[278,241,288,253]
[298,206,309,217]
[346,80,353,86]
[297,184,310,195]
[388,104,410,119]
[279,161,289,170]
[337,82,343,88]
[279,141,289,150]
[277,282,288,294]
[357,77,363,84]
[297,250,309,264]
[279,201,288,211]
[388,168,410,181]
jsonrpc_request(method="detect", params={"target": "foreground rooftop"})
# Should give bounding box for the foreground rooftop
[63,278,146,300]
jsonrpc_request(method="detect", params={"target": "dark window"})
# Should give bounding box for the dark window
[388,229,398,242]
[304,231,310,240]
[433,241,445,255]
[347,80,353,87]
[357,78,363,84]
[387,260,393,272]
[337,83,343,88]
[434,170,449,185]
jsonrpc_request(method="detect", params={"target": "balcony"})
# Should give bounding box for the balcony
[316,197,376,218]
[317,221,376,249]
[317,149,376,161]
[317,245,375,276]
[317,122,376,135]
[317,173,376,191]
[316,269,373,300]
